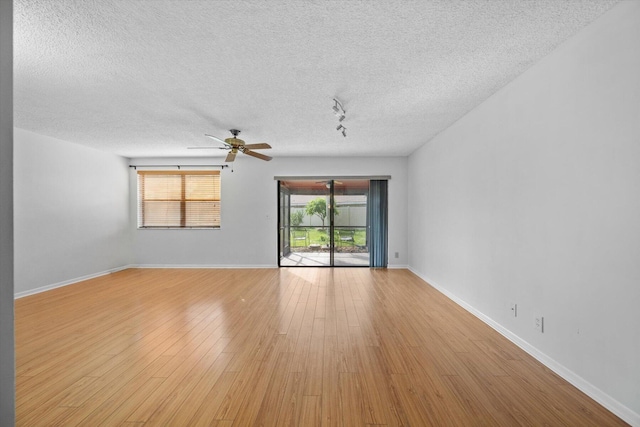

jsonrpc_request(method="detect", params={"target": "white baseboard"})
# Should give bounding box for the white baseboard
[387,264,409,269]
[407,267,639,427]
[132,264,278,269]
[14,265,134,299]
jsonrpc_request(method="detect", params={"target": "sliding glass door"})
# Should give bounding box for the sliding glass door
[332,180,369,266]
[278,185,291,259]
[278,179,371,267]
[279,179,332,266]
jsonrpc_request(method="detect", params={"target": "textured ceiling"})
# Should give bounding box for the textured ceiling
[14,0,618,159]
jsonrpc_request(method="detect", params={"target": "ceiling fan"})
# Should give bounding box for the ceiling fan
[316,180,343,186]
[188,129,272,162]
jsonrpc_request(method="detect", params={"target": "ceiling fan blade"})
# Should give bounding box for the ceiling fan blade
[242,143,271,150]
[205,134,228,145]
[225,151,237,162]
[243,149,272,161]
[187,146,227,150]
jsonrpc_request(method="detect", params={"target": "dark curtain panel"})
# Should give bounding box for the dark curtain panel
[368,180,388,268]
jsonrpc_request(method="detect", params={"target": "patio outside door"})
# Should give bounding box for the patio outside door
[278,179,370,267]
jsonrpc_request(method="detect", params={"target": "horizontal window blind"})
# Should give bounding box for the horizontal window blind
[138,171,221,228]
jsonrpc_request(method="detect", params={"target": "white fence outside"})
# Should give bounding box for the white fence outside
[290,205,366,228]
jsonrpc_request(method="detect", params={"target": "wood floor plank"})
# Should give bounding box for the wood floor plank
[289,281,318,373]
[126,352,222,422]
[16,353,114,411]
[15,268,629,426]
[402,349,469,425]
[51,356,174,426]
[440,374,503,426]
[228,351,291,426]
[184,371,238,427]
[321,334,344,427]
[253,352,293,427]
[91,377,167,427]
[339,372,366,426]
[160,351,235,426]
[300,395,322,427]
[388,373,432,426]
[274,371,305,426]
[303,316,325,396]
[214,356,277,422]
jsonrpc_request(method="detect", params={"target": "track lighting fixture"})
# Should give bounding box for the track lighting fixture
[333,98,347,137]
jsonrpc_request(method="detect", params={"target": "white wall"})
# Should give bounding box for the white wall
[0,0,15,422]
[14,128,132,295]
[130,156,408,267]
[408,1,640,423]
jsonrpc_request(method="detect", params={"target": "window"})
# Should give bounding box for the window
[137,171,221,228]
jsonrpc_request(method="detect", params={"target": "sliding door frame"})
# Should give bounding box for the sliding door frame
[276,176,390,268]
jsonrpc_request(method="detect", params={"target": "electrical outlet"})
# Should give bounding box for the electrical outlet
[394,252,399,259]
[510,303,517,317]
[534,315,544,333]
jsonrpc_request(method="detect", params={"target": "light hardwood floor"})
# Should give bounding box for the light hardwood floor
[15,268,627,426]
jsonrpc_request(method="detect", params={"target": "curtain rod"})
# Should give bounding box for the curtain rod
[129,164,228,170]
